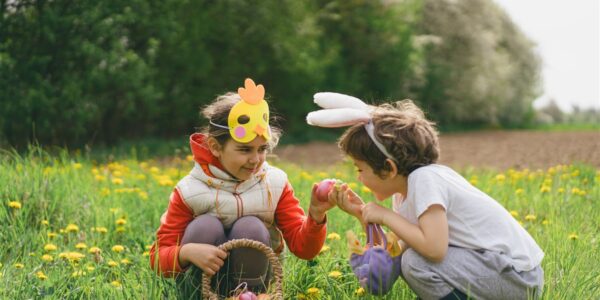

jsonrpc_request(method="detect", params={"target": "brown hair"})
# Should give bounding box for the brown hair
[200,92,282,149]
[338,99,439,177]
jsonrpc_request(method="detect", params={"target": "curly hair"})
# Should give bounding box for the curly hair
[338,99,439,178]
[199,92,282,150]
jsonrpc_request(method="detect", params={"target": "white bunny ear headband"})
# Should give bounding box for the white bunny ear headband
[306,92,398,163]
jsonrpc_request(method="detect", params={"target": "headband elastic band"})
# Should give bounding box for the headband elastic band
[364,120,398,163]
[209,120,231,130]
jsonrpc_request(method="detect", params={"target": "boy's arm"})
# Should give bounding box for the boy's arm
[274,182,327,260]
[149,189,195,277]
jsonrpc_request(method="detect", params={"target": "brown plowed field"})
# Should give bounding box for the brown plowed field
[273,130,600,170]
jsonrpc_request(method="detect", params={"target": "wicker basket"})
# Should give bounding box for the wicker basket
[202,239,284,300]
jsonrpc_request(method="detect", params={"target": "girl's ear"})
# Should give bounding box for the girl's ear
[206,137,223,158]
[385,158,398,179]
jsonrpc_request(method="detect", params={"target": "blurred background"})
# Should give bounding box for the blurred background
[1,0,598,151]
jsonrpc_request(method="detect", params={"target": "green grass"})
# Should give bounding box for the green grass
[0,148,598,299]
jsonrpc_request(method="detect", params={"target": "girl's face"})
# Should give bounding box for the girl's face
[213,136,269,181]
[352,158,397,201]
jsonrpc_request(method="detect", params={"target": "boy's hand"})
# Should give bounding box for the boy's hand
[362,202,393,225]
[179,243,228,276]
[309,183,335,223]
[331,183,365,221]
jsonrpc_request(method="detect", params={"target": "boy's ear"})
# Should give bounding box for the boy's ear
[385,158,398,178]
[206,137,222,158]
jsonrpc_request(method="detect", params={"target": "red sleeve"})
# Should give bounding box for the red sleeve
[149,189,194,277]
[275,182,327,260]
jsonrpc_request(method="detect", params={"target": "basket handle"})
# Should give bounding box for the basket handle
[366,223,387,249]
[202,239,283,300]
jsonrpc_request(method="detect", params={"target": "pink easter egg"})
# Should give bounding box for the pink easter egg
[316,179,336,202]
[238,291,257,300]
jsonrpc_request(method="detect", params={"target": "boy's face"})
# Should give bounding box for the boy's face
[353,158,396,201]
[214,136,268,181]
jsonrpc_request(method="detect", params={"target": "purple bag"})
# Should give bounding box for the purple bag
[349,224,402,295]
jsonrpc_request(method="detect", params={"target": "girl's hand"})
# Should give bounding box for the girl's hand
[179,243,228,276]
[309,183,336,224]
[331,184,365,221]
[362,202,393,225]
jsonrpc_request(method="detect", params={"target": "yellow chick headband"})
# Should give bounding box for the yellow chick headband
[209,78,272,143]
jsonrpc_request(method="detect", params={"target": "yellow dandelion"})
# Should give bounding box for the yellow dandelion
[539,186,551,193]
[136,174,147,180]
[44,243,58,252]
[319,245,330,253]
[95,227,108,234]
[14,263,24,269]
[510,210,519,218]
[110,208,120,214]
[145,244,153,250]
[36,271,48,280]
[157,176,174,186]
[112,245,125,253]
[95,175,106,182]
[542,220,550,226]
[327,233,341,240]
[525,214,536,221]
[65,223,79,232]
[86,265,96,272]
[107,260,119,267]
[8,201,22,209]
[558,188,565,194]
[142,251,150,257]
[138,191,149,200]
[111,178,124,185]
[41,254,53,262]
[469,177,478,186]
[72,163,82,169]
[72,270,86,277]
[495,174,506,182]
[328,270,342,279]
[59,251,86,262]
[88,247,101,254]
[296,293,307,300]
[355,287,366,296]
[116,226,126,233]
[75,243,87,249]
[115,218,127,225]
[112,170,123,177]
[186,155,194,162]
[111,280,122,288]
[348,182,358,189]
[568,233,578,240]
[41,220,49,226]
[47,232,57,239]
[120,258,131,265]
[515,188,524,196]
[306,287,320,295]
[150,166,160,174]
[100,188,111,196]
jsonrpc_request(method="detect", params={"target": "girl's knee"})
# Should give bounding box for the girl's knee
[229,216,269,244]
[182,214,226,245]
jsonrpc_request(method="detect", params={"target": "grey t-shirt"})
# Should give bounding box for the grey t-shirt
[393,164,544,272]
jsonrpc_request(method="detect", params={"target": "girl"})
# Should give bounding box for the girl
[307,94,544,300]
[150,79,335,298]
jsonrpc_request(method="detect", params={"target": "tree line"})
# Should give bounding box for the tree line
[0,0,541,148]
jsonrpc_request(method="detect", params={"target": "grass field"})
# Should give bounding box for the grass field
[1,148,598,299]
